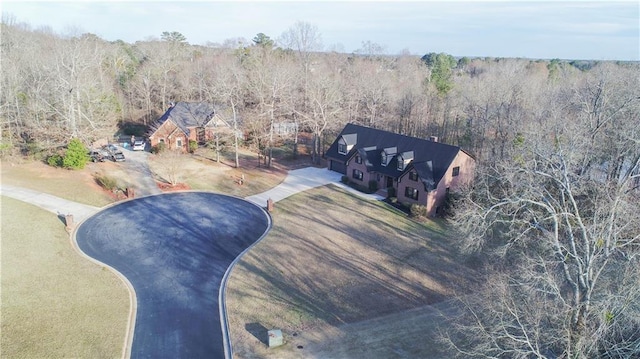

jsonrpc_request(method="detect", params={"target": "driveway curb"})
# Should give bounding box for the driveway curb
[219,199,273,359]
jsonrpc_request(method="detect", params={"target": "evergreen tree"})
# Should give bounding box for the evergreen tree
[62,138,89,169]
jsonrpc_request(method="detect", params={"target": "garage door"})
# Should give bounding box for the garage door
[330,160,346,174]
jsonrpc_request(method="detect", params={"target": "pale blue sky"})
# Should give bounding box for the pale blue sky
[2,1,638,60]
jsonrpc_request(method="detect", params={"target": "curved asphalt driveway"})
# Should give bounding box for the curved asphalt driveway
[75,192,271,359]
[2,166,383,358]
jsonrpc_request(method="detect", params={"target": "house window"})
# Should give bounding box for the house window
[338,143,347,155]
[176,138,183,149]
[352,169,363,181]
[397,160,404,171]
[381,152,388,166]
[452,166,460,177]
[159,138,165,143]
[405,186,419,200]
[409,171,418,181]
[355,155,362,164]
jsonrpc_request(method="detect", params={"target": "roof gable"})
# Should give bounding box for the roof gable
[411,161,436,191]
[152,102,219,137]
[342,133,358,146]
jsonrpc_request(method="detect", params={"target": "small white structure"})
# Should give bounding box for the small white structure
[268,329,283,348]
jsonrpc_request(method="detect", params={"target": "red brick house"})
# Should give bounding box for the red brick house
[147,102,231,151]
[326,123,475,216]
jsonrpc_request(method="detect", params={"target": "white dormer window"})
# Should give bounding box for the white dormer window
[338,133,357,155]
[396,151,414,171]
[381,147,397,166]
[338,142,347,155]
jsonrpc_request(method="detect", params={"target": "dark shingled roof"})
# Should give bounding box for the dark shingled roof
[154,102,217,137]
[326,123,462,188]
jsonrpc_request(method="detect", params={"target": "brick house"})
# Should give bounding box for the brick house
[326,123,475,216]
[147,102,230,151]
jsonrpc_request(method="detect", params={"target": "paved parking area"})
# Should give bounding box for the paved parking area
[75,192,271,358]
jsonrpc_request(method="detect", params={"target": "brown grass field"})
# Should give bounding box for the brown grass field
[1,149,476,358]
[1,196,130,358]
[226,185,477,358]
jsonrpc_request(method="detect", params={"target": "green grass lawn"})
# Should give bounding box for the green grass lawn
[1,197,129,358]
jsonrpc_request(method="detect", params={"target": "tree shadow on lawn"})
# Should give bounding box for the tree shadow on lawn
[230,186,479,329]
[232,225,473,329]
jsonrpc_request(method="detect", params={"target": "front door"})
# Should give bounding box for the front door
[386,176,394,189]
[197,127,206,144]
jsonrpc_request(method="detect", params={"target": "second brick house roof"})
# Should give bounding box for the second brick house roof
[153,102,217,137]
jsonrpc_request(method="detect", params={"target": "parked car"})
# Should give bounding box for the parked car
[112,151,126,162]
[104,144,120,154]
[102,144,126,162]
[132,140,145,151]
[89,149,108,162]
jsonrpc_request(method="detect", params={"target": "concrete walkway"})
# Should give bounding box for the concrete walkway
[1,167,384,225]
[246,167,384,206]
[0,184,100,223]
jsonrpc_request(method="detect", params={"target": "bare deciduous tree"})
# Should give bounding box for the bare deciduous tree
[449,81,640,357]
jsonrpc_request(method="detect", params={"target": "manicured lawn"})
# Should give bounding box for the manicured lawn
[1,197,129,358]
[226,185,477,358]
[153,150,288,197]
[1,160,114,207]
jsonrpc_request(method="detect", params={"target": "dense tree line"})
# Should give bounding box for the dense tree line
[3,18,636,166]
[2,18,639,358]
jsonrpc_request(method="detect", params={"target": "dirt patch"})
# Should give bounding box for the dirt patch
[157,182,190,192]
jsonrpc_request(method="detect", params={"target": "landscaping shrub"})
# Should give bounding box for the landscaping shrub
[62,138,89,169]
[368,180,378,192]
[387,187,396,198]
[351,182,371,193]
[23,142,46,160]
[410,204,429,218]
[94,172,119,192]
[151,142,166,154]
[188,140,198,153]
[47,154,63,167]
[341,175,349,184]
[0,142,13,158]
[439,192,461,218]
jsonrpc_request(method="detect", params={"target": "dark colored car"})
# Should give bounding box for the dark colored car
[102,144,126,162]
[112,151,126,162]
[89,149,107,162]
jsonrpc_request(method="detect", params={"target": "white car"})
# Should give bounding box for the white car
[132,140,145,151]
